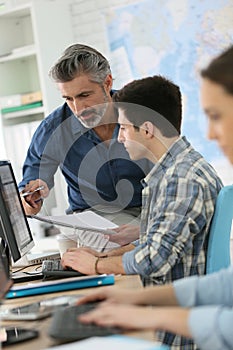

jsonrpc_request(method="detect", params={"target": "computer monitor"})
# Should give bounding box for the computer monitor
[0,160,34,265]
[0,241,13,301]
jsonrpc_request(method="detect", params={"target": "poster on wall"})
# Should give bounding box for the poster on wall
[104,0,233,183]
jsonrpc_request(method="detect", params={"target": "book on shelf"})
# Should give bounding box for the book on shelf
[0,93,21,109]
[21,91,42,105]
[0,90,42,110]
[1,101,42,114]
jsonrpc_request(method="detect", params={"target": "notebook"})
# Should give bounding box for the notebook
[6,274,115,299]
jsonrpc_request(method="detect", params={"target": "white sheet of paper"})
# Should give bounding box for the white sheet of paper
[30,211,120,252]
[45,335,165,350]
[33,210,118,233]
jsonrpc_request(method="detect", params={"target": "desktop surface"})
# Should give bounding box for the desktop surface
[1,275,157,350]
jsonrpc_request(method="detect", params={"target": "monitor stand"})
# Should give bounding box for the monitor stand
[0,236,11,278]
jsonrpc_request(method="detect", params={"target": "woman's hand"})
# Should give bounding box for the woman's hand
[77,286,143,305]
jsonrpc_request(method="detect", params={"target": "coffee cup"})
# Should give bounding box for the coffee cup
[56,232,77,257]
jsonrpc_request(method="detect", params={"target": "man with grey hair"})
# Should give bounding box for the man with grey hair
[19,44,151,227]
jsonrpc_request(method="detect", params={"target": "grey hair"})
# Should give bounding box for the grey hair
[49,44,111,84]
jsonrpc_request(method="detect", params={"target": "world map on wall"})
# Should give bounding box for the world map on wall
[104,0,233,165]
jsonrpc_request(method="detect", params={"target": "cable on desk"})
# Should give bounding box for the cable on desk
[12,264,42,276]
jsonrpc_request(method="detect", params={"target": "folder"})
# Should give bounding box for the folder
[28,210,118,234]
[6,274,114,299]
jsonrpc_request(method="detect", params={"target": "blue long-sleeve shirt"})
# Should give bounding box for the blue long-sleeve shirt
[18,102,152,213]
[174,266,233,350]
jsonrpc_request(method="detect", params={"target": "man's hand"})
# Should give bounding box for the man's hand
[61,247,125,275]
[105,225,140,246]
[61,248,98,275]
[20,179,49,215]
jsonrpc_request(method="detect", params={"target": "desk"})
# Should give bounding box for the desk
[1,275,156,349]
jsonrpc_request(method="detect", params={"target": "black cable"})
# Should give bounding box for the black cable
[12,263,42,276]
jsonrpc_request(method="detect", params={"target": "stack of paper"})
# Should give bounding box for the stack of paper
[31,211,118,233]
[29,211,120,252]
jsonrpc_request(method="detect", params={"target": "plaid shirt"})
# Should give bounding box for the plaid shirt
[123,136,223,350]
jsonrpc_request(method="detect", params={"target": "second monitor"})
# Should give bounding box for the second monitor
[0,160,58,282]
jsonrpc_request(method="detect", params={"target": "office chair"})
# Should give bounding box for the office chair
[206,185,233,274]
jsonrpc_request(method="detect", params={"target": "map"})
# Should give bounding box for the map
[104,0,233,172]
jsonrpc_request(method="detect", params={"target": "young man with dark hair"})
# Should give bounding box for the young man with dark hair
[62,75,223,349]
[78,45,233,350]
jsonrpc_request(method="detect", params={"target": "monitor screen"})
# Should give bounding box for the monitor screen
[0,160,34,263]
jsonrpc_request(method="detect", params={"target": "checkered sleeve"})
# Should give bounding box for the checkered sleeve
[123,177,208,277]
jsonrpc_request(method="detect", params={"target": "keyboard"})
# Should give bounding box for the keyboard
[42,259,84,278]
[48,302,120,343]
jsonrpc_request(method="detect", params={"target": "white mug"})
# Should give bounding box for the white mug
[56,232,77,257]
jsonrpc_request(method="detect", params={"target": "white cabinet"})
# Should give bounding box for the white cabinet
[0,0,73,182]
[0,0,73,219]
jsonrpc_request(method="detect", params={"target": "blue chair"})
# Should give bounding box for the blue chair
[206,185,233,274]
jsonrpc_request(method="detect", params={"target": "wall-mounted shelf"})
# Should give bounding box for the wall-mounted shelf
[0,3,31,18]
[0,45,36,63]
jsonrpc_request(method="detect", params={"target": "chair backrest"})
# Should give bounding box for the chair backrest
[206,185,233,274]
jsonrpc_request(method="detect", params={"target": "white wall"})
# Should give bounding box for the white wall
[0,117,7,159]
[70,0,136,57]
[69,0,233,185]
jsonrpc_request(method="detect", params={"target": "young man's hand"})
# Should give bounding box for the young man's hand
[61,247,125,275]
[61,248,98,275]
[105,225,140,246]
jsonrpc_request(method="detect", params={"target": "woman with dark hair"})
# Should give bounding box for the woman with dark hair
[77,45,233,350]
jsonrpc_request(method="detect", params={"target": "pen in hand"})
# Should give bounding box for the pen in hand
[20,185,45,197]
